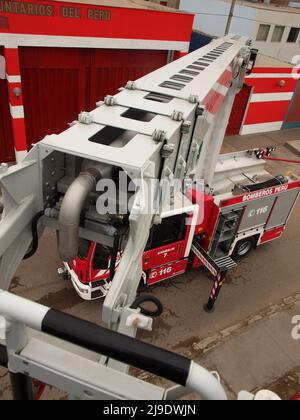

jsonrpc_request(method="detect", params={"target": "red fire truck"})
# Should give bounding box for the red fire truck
[64,146,300,310]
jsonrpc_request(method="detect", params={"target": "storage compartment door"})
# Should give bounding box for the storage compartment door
[238,196,276,232]
[266,189,300,230]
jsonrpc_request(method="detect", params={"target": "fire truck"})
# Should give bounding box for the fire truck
[64,145,300,307]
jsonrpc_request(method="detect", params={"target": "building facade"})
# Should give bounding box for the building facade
[0,0,193,162]
[180,0,300,64]
[148,0,180,9]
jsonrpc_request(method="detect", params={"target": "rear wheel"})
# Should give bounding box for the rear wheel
[232,237,255,259]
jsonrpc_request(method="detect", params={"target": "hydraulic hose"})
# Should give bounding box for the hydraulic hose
[131,295,163,318]
[0,343,8,368]
[58,169,100,261]
[241,176,285,193]
[23,210,45,260]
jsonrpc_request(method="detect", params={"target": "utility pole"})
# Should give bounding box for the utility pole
[225,0,237,35]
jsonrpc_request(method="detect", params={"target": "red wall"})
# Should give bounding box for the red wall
[244,101,290,126]
[0,0,193,41]
[245,68,299,125]
[225,67,300,136]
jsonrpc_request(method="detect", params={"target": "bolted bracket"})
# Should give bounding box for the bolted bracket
[152,129,167,143]
[104,95,116,106]
[196,105,206,116]
[78,112,93,125]
[189,94,199,104]
[125,81,136,90]
[125,313,153,332]
[161,143,175,159]
[171,110,184,122]
[181,120,191,134]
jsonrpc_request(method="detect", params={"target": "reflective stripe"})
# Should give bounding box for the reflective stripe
[249,73,300,79]
[2,33,189,52]
[241,121,283,135]
[6,74,21,83]
[251,92,294,103]
[9,104,24,119]
[15,149,27,163]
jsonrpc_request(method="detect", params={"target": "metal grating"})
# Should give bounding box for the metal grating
[159,42,234,91]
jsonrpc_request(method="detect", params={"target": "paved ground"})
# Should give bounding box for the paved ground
[286,140,300,156]
[1,128,300,400]
[265,366,300,401]
[198,299,300,399]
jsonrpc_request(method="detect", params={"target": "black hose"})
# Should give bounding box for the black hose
[0,344,8,368]
[23,210,45,260]
[241,176,285,193]
[109,232,121,281]
[131,295,163,318]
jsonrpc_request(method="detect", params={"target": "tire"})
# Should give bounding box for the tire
[232,237,255,259]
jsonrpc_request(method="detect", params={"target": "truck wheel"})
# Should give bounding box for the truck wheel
[232,237,255,259]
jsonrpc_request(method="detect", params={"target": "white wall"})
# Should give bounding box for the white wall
[180,0,300,64]
[180,0,256,37]
[252,8,300,63]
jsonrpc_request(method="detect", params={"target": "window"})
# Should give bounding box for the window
[256,24,271,42]
[287,27,300,43]
[271,26,285,43]
[145,214,187,250]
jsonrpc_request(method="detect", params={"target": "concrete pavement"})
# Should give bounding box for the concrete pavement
[286,140,300,156]
[198,297,300,399]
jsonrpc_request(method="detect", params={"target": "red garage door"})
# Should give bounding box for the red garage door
[226,84,252,136]
[0,47,15,162]
[19,47,91,149]
[90,50,168,108]
[19,48,168,148]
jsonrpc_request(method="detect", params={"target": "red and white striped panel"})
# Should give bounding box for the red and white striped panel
[203,68,233,116]
[241,68,300,135]
[3,48,27,162]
